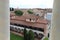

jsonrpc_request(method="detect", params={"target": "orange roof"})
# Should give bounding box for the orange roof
[10,15,48,24]
[10,12,48,28]
[37,19,48,24]
[10,12,15,17]
[23,14,39,19]
[10,20,47,28]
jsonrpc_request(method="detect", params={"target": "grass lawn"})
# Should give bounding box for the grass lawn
[10,32,23,40]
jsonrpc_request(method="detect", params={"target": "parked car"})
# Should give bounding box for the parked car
[10,26,15,31]
[20,29,24,34]
[38,33,44,39]
[17,28,21,33]
[34,32,38,38]
[14,27,18,32]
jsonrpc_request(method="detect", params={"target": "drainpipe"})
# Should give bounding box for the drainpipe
[50,0,60,40]
[0,0,9,40]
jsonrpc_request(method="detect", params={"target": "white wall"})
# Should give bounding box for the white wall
[0,0,10,40]
[50,0,60,40]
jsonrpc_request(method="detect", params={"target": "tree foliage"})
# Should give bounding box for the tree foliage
[23,29,34,40]
[27,30,34,40]
[23,28,27,40]
[27,10,33,14]
[10,8,14,11]
[14,10,23,16]
[43,37,49,40]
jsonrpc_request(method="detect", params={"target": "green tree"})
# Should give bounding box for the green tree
[10,7,14,11]
[27,10,33,14]
[43,37,49,40]
[23,29,34,40]
[23,28,27,40]
[28,30,34,40]
[14,10,23,16]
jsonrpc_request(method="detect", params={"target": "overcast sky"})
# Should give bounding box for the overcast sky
[10,0,54,8]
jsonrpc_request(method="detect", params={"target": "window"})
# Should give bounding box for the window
[26,18,35,22]
[26,19,30,21]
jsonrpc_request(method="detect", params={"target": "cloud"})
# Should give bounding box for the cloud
[10,0,54,8]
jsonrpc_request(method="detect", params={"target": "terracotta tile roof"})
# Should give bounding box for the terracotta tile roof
[37,19,48,24]
[23,14,39,19]
[10,13,15,17]
[10,15,48,24]
[10,20,47,28]
[10,12,48,28]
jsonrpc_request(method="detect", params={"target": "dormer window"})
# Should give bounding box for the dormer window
[26,18,36,22]
[30,19,31,21]
[31,19,35,22]
[26,19,30,21]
